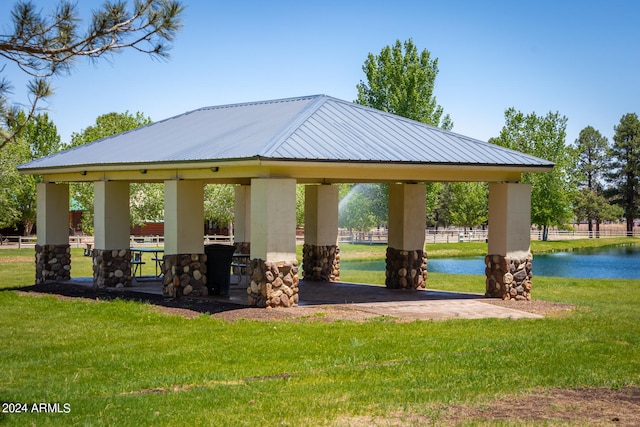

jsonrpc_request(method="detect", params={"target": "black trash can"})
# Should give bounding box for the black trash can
[204,244,236,296]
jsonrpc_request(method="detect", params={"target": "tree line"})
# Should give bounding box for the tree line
[1,1,637,239]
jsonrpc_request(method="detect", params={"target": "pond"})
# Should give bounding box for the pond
[428,245,640,279]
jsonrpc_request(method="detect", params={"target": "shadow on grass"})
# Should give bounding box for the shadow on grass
[10,281,244,315]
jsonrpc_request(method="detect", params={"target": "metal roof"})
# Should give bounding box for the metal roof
[18,94,554,171]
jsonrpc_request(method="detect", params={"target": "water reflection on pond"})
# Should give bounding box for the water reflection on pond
[428,245,640,279]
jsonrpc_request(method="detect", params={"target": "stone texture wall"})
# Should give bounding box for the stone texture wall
[385,247,427,290]
[92,249,132,288]
[302,244,340,281]
[233,242,250,277]
[35,244,71,284]
[247,259,299,308]
[162,254,208,298]
[485,253,533,300]
[234,241,250,254]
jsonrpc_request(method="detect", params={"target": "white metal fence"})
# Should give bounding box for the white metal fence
[1,229,637,249]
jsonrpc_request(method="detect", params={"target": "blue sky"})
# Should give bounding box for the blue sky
[3,0,639,147]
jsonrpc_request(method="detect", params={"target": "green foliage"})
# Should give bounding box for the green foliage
[490,108,577,239]
[356,38,453,129]
[607,113,640,232]
[338,184,388,231]
[295,184,305,226]
[0,0,184,148]
[575,126,608,191]
[0,138,30,230]
[0,112,62,233]
[445,182,488,230]
[68,111,157,233]
[425,182,445,227]
[204,184,235,228]
[573,126,619,233]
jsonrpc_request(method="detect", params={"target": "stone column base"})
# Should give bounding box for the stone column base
[162,254,208,298]
[92,249,132,288]
[248,259,299,308]
[385,247,427,289]
[35,244,71,284]
[485,253,533,300]
[302,244,340,281]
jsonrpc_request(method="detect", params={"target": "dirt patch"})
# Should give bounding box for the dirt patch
[338,387,640,426]
[441,387,640,426]
[482,298,575,317]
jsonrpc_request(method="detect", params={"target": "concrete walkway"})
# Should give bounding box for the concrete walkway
[113,277,542,320]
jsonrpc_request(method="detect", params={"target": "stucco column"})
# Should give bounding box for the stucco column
[35,183,71,284]
[233,185,251,254]
[92,181,132,287]
[303,184,340,281]
[248,178,299,308]
[386,183,427,289]
[485,182,533,300]
[162,180,208,297]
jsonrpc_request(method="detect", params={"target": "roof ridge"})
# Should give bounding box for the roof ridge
[258,95,328,157]
[187,94,324,115]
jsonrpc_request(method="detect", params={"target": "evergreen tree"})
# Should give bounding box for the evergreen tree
[607,113,640,233]
[574,126,613,236]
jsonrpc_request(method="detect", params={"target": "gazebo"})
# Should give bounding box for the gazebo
[18,95,553,307]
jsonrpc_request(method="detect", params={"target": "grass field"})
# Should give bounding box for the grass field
[0,238,638,425]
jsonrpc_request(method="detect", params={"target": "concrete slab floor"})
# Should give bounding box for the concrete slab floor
[69,277,541,320]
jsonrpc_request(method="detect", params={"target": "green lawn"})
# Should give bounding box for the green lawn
[0,238,638,426]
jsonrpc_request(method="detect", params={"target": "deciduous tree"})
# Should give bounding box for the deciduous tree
[68,111,157,234]
[1,0,184,149]
[490,108,576,240]
[0,112,61,235]
[356,38,452,129]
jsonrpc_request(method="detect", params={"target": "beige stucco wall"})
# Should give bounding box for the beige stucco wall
[164,180,204,255]
[250,178,296,261]
[36,183,69,246]
[233,185,251,242]
[388,183,426,251]
[488,182,531,258]
[94,181,130,250]
[304,184,338,246]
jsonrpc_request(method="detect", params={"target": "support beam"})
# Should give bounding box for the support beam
[93,181,132,287]
[250,178,296,261]
[35,183,71,284]
[233,184,251,254]
[486,183,533,300]
[162,180,207,298]
[164,180,204,255]
[248,178,299,308]
[303,184,340,281]
[386,183,427,289]
[94,181,130,250]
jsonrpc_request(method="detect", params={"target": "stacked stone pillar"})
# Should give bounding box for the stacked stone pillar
[92,181,133,288]
[486,183,533,300]
[35,183,71,284]
[302,184,340,281]
[386,183,427,289]
[248,178,298,308]
[161,180,208,297]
